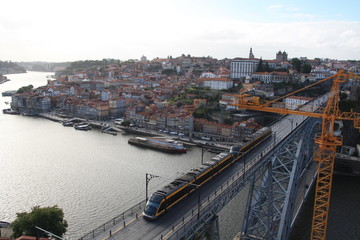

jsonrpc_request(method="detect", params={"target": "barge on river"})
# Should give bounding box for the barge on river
[128,137,187,153]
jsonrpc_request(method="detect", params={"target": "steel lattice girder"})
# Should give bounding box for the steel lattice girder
[242,119,319,240]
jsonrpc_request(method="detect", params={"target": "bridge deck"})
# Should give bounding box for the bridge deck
[84,115,306,240]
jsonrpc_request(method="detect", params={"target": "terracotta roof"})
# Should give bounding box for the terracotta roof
[16,236,50,240]
[197,77,232,82]
[271,71,289,76]
[287,96,314,101]
[253,72,271,75]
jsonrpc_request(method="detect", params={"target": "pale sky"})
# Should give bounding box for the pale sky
[1,0,359,62]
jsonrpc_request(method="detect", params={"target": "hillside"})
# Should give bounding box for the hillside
[0,61,26,74]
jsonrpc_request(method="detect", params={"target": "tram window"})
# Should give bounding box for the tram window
[150,194,164,203]
[144,205,158,215]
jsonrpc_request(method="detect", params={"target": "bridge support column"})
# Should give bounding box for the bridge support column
[208,215,220,240]
[241,119,319,240]
[189,214,220,240]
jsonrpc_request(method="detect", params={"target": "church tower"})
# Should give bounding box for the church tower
[276,50,288,62]
[249,48,254,59]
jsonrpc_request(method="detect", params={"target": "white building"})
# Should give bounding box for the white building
[198,77,233,90]
[200,71,217,78]
[219,93,238,109]
[251,71,290,83]
[251,72,272,83]
[230,58,259,78]
[284,96,314,110]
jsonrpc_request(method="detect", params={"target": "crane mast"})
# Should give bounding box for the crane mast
[310,71,345,240]
[234,70,360,240]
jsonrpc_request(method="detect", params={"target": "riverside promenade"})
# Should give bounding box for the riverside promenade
[37,112,231,151]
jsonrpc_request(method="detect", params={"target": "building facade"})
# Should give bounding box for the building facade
[284,96,314,110]
[201,78,233,90]
[230,58,259,79]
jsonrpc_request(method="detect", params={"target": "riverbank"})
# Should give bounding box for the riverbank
[0,78,10,84]
[36,112,230,151]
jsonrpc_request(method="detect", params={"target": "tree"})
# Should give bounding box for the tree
[224,118,233,125]
[256,58,265,72]
[302,63,312,73]
[17,85,34,94]
[12,206,68,238]
[264,62,271,72]
[291,58,302,72]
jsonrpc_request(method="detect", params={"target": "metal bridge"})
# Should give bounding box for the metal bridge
[79,99,326,240]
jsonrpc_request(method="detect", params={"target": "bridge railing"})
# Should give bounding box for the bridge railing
[78,200,146,240]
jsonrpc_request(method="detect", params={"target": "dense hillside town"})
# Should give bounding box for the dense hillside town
[8,50,360,142]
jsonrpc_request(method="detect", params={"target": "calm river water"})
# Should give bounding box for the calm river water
[0,72,249,239]
[1,72,358,240]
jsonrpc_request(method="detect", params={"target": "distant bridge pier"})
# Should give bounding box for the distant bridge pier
[189,215,220,240]
[176,213,220,240]
[208,215,220,240]
[241,119,319,240]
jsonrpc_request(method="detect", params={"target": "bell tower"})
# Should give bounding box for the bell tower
[249,48,255,59]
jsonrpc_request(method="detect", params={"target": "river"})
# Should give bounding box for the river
[1,72,358,240]
[0,72,250,239]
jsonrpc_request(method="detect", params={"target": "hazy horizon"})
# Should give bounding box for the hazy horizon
[1,0,359,62]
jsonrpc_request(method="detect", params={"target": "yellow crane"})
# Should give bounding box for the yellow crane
[234,69,360,240]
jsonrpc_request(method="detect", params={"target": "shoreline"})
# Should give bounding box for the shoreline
[36,112,231,151]
[0,79,10,84]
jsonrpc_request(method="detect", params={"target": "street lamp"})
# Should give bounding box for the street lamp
[146,173,159,202]
[201,146,212,165]
[273,131,277,145]
[240,151,246,180]
[287,117,294,131]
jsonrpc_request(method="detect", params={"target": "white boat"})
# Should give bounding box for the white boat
[74,123,91,131]
[62,121,73,127]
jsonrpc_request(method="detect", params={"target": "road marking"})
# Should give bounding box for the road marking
[100,214,143,240]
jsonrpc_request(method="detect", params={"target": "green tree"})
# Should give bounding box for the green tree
[17,85,34,94]
[264,62,271,72]
[291,58,302,72]
[256,58,265,72]
[12,206,68,238]
[224,118,233,125]
[302,63,312,73]
[194,106,210,118]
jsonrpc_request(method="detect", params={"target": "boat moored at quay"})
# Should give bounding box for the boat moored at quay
[74,123,92,131]
[128,137,187,153]
[2,108,19,115]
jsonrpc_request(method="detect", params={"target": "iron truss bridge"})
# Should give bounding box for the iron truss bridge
[80,114,321,240]
[166,117,320,240]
